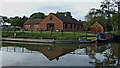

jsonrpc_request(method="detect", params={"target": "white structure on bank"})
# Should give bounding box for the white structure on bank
[0,16,11,26]
[0,16,4,26]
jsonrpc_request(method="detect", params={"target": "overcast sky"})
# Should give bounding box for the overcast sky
[0,0,103,21]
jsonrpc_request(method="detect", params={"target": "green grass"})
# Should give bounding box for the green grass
[2,30,96,40]
[87,37,96,40]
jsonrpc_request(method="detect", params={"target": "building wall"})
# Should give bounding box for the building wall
[33,25,40,31]
[63,24,83,31]
[39,13,63,31]
[24,25,30,31]
[90,22,104,33]
[24,25,39,31]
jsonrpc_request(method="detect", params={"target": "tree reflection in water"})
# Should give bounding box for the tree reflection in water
[88,43,120,66]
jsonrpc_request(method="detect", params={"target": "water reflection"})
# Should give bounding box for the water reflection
[87,43,119,66]
[2,42,120,66]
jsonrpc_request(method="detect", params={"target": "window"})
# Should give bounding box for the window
[74,24,76,28]
[50,16,53,20]
[47,23,55,30]
[37,28,38,31]
[71,24,72,29]
[96,25,98,27]
[47,24,49,29]
[30,25,34,29]
[65,24,68,28]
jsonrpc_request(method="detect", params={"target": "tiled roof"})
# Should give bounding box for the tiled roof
[52,13,83,25]
[24,19,43,25]
[98,22,106,28]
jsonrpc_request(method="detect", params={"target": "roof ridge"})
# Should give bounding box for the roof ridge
[24,19,43,25]
[52,13,82,25]
[97,22,105,28]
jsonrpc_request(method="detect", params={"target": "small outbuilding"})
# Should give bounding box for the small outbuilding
[90,22,106,33]
[24,19,43,31]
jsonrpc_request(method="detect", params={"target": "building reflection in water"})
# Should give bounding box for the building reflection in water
[2,42,120,66]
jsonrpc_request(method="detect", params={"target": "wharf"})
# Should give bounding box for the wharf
[1,38,96,45]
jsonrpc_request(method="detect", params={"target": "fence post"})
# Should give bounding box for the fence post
[22,27,24,38]
[86,31,87,40]
[40,29,42,35]
[7,29,9,36]
[61,30,63,36]
[7,29,8,33]
[51,30,52,36]
[73,30,75,37]
[14,26,16,33]
[23,28,24,33]
[31,29,33,38]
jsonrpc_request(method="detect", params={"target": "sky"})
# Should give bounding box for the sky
[0,0,103,21]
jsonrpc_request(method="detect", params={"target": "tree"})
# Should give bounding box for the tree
[29,12,45,19]
[57,11,72,17]
[10,16,28,27]
[100,1,117,31]
[100,1,116,18]
[10,16,20,26]
[20,16,28,27]
[2,16,10,23]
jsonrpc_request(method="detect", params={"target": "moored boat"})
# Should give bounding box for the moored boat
[96,33,114,43]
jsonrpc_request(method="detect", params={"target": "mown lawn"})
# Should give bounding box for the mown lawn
[2,31,96,40]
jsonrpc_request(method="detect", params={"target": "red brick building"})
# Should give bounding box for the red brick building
[24,19,43,31]
[39,13,83,31]
[24,13,83,31]
[90,22,106,33]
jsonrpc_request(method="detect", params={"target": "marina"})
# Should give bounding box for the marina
[1,0,120,67]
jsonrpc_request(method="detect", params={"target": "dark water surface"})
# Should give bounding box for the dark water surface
[1,42,120,66]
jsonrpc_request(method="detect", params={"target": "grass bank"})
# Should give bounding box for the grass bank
[2,31,96,40]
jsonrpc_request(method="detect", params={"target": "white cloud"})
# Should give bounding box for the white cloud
[72,2,101,20]
[1,2,101,21]
[0,3,2,15]
[0,0,103,2]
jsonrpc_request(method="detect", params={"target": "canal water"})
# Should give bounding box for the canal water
[1,42,120,66]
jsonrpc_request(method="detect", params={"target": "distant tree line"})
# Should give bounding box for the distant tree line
[10,16,28,27]
[29,12,45,19]
[3,11,72,27]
